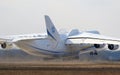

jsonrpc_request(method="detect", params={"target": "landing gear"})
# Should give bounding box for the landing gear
[90,50,98,55]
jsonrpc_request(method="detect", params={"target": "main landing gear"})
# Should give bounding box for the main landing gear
[89,50,98,55]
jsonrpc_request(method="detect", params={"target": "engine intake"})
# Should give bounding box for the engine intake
[94,44,105,48]
[108,44,119,50]
[1,43,7,49]
[1,42,13,49]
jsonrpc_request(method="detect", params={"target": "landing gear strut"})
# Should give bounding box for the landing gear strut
[90,50,98,55]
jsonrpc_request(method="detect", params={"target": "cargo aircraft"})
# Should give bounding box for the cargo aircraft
[0,15,120,57]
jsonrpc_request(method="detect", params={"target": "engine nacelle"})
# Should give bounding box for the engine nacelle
[94,44,105,48]
[108,44,119,50]
[1,42,13,49]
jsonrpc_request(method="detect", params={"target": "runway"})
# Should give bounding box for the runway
[0,62,120,75]
[0,49,120,75]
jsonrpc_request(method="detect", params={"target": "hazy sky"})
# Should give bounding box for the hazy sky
[0,0,120,37]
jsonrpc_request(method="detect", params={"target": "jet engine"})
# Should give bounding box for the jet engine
[1,42,13,49]
[108,44,119,50]
[94,44,105,48]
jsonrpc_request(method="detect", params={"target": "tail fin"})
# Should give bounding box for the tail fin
[45,15,60,41]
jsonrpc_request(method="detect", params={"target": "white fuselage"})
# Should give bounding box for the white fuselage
[12,33,92,57]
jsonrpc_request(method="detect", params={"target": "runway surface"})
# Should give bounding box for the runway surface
[0,62,120,75]
[0,49,120,75]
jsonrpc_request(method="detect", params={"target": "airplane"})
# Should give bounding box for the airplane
[0,15,120,58]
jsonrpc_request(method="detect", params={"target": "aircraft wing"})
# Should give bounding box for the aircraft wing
[66,33,120,45]
[0,35,46,44]
[12,36,46,42]
[0,38,10,44]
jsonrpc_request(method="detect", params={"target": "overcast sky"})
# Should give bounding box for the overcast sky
[0,0,120,38]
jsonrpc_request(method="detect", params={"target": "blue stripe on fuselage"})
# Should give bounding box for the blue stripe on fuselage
[28,45,79,56]
[29,45,69,55]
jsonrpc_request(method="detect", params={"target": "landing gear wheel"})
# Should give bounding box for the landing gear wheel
[94,52,98,55]
[90,51,98,55]
[90,52,94,55]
